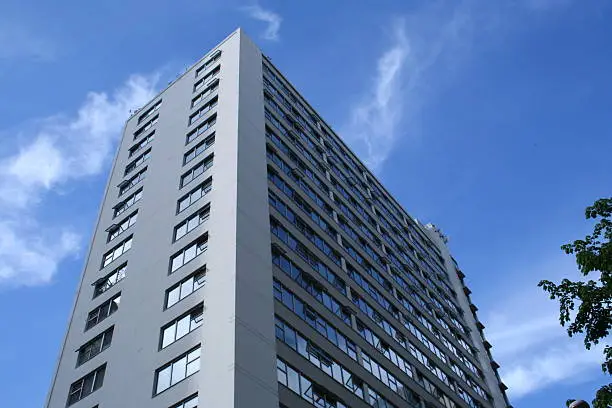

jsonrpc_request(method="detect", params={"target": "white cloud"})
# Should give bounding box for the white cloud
[503,342,604,398]
[344,20,409,173]
[242,4,282,41]
[0,74,159,287]
[483,254,606,399]
[340,0,586,173]
[342,6,473,173]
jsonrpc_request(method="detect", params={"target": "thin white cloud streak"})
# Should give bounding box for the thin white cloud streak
[342,6,473,173]
[242,4,282,41]
[344,20,409,173]
[342,0,582,173]
[0,74,159,287]
[483,254,605,399]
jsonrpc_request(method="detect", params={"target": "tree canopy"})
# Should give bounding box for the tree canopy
[539,198,611,408]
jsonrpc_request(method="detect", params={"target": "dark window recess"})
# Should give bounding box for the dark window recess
[77,327,114,366]
[67,364,106,405]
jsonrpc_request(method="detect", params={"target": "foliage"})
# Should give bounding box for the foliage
[539,198,612,408]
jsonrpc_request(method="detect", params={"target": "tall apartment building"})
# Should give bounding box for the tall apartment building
[46,29,511,408]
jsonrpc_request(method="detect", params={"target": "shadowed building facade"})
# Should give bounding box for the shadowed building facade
[46,28,511,408]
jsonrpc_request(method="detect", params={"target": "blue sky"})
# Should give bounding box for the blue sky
[0,0,610,406]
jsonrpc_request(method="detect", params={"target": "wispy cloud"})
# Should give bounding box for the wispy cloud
[343,20,409,173]
[0,21,56,61]
[342,6,473,173]
[242,4,282,41]
[341,0,584,173]
[483,254,605,399]
[0,74,159,287]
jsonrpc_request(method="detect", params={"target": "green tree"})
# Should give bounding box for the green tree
[539,198,612,408]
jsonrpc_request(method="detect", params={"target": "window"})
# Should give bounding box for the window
[160,304,203,348]
[186,114,216,145]
[138,100,161,124]
[67,364,106,405]
[107,211,138,242]
[113,188,142,218]
[86,293,121,331]
[184,134,215,165]
[170,235,208,273]
[118,167,147,196]
[170,393,199,408]
[77,327,114,366]
[177,178,212,213]
[165,268,206,309]
[191,79,219,108]
[276,358,349,408]
[129,131,155,158]
[93,263,126,298]
[180,154,213,188]
[193,65,220,92]
[174,205,210,241]
[155,346,201,395]
[124,149,151,175]
[101,236,133,268]
[188,96,218,125]
[134,115,158,139]
[195,49,221,77]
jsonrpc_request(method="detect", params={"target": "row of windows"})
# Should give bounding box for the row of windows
[137,100,162,124]
[170,234,208,273]
[107,211,137,243]
[193,65,220,92]
[174,205,210,242]
[68,54,222,406]
[180,153,214,188]
[93,263,126,298]
[264,122,463,327]
[271,219,346,295]
[102,236,132,268]
[272,223,484,402]
[265,56,489,407]
[184,133,215,165]
[86,293,121,331]
[263,72,459,312]
[186,114,216,144]
[155,345,201,395]
[195,49,221,77]
[266,56,489,406]
[277,358,349,408]
[272,247,484,407]
[192,78,219,108]
[129,131,154,158]
[67,364,106,405]
[266,123,471,343]
[188,95,218,126]
[166,268,206,309]
[161,304,203,349]
[267,179,480,383]
[118,167,147,197]
[277,355,398,408]
[125,148,151,176]
[114,188,142,218]
[77,327,114,367]
[66,97,163,405]
[177,178,212,214]
[134,115,158,139]
[146,56,221,405]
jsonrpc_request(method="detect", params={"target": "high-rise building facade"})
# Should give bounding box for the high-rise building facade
[46,29,511,408]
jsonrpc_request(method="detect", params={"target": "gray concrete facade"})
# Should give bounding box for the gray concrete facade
[46,28,510,408]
